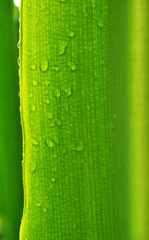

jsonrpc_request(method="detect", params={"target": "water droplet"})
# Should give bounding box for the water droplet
[52,177,56,182]
[68,31,75,38]
[40,60,49,72]
[65,88,72,97]
[43,98,50,104]
[98,19,104,28]
[43,208,47,212]
[44,80,51,87]
[77,145,83,151]
[31,138,39,145]
[52,65,60,71]
[45,138,55,149]
[49,121,55,127]
[30,162,36,172]
[30,63,36,70]
[68,62,76,71]
[59,41,68,55]
[35,199,42,207]
[17,57,20,66]
[55,88,61,99]
[33,80,38,86]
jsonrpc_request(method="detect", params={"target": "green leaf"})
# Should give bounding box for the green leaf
[0,1,23,240]
[20,0,149,240]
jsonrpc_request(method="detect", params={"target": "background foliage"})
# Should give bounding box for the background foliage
[0,1,23,240]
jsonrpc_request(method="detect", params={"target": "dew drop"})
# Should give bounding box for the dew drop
[30,162,37,172]
[59,41,68,55]
[52,65,60,71]
[43,98,50,105]
[76,144,83,151]
[54,154,58,158]
[17,57,20,66]
[35,200,42,207]
[33,80,38,86]
[30,63,36,70]
[65,88,72,97]
[45,138,55,149]
[52,177,56,182]
[40,60,49,72]
[49,121,55,127]
[31,138,39,145]
[68,62,77,71]
[44,80,51,87]
[68,31,75,38]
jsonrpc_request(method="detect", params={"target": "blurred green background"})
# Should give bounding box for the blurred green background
[0,1,23,240]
